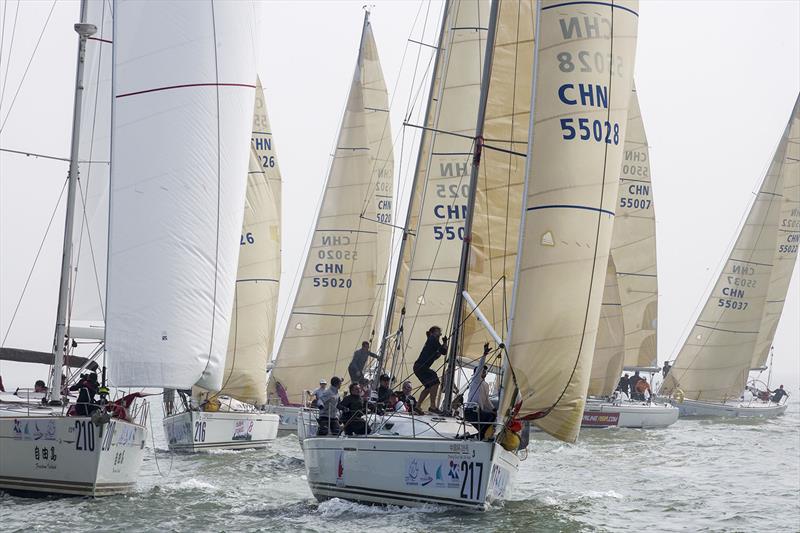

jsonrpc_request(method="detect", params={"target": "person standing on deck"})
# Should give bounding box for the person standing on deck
[414,326,448,414]
[347,341,379,384]
[317,376,342,436]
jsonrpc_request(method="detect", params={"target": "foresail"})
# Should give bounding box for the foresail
[587,257,625,397]
[385,0,490,385]
[360,20,395,346]
[662,98,796,402]
[70,0,113,331]
[217,81,282,405]
[500,0,640,443]
[461,0,534,360]
[270,22,376,404]
[106,1,256,389]
[614,85,658,369]
[751,95,800,369]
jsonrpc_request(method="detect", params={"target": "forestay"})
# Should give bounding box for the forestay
[499,0,640,443]
[662,95,799,402]
[270,15,379,403]
[385,0,490,384]
[106,1,256,389]
[216,79,282,405]
[69,0,113,334]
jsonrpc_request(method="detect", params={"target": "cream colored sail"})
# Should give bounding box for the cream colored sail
[587,257,625,396]
[385,0,490,385]
[360,20,395,346]
[498,0,640,443]
[662,98,798,402]
[270,17,377,404]
[614,86,658,369]
[751,95,800,370]
[460,0,534,360]
[214,81,282,405]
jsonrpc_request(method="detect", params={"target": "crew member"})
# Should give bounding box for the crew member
[414,327,448,414]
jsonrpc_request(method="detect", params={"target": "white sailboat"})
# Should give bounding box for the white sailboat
[163,79,281,452]
[267,10,394,434]
[660,95,799,418]
[582,86,678,429]
[301,0,640,508]
[1,0,255,495]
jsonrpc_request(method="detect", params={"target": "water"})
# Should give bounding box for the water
[2,404,798,532]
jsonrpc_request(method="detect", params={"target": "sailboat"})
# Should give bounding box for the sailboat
[582,85,678,429]
[660,95,799,418]
[162,79,281,452]
[0,0,257,495]
[301,0,640,508]
[267,10,395,435]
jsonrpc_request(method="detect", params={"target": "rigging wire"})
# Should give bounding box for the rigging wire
[1,177,68,347]
[0,0,57,133]
[0,0,20,114]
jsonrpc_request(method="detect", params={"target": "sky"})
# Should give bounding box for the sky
[0,0,798,395]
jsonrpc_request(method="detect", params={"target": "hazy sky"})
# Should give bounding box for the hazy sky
[1,0,798,394]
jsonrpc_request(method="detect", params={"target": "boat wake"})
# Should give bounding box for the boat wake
[316,498,448,517]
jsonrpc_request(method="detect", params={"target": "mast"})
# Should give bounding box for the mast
[48,1,96,404]
[379,1,451,360]
[442,0,500,412]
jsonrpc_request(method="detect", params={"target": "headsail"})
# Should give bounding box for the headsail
[384,0,490,384]
[106,1,256,389]
[587,257,625,396]
[663,96,800,400]
[216,79,282,405]
[270,15,380,404]
[498,0,640,443]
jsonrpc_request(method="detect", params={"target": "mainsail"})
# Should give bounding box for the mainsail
[215,79,282,405]
[587,85,658,395]
[270,14,381,403]
[497,0,640,442]
[69,0,113,332]
[384,0,490,384]
[663,95,800,401]
[106,1,256,389]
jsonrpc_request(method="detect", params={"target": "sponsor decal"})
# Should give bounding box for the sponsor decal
[336,450,345,486]
[405,458,420,486]
[489,463,509,499]
[420,461,434,487]
[32,420,57,441]
[233,420,254,441]
[582,412,620,427]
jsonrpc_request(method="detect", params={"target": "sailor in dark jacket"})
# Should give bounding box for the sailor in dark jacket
[413,326,448,414]
[339,383,369,435]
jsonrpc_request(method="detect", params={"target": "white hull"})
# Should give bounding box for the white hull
[671,398,788,418]
[303,436,518,510]
[264,404,302,435]
[164,410,279,452]
[582,398,679,428]
[0,412,146,496]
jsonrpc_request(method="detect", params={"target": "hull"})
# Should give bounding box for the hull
[0,412,146,497]
[164,410,279,452]
[264,404,302,435]
[671,398,788,418]
[303,436,519,510]
[582,399,679,428]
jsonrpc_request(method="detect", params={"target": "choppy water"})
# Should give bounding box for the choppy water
[2,403,798,532]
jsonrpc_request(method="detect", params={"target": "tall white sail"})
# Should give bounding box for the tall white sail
[498,0,640,443]
[106,1,256,389]
[216,80,282,405]
[587,257,625,396]
[614,85,658,369]
[751,95,800,369]
[460,0,533,360]
[270,16,379,404]
[70,0,113,331]
[385,0,490,384]
[662,96,799,402]
[360,21,395,345]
